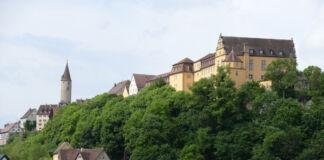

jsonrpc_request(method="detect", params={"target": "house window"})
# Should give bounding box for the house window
[269,49,274,55]
[259,49,264,54]
[235,71,239,76]
[249,74,253,80]
[174,75,177,80]
[249,59,254,70]
[187,74,191,79]
[261,75,264,80]
[249,49,254,55]
[279,50,283,56]
[261,60,266,71]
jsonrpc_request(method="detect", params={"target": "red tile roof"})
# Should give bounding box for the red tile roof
[224,48,242,62]
[133,74,156,90]
[59,148,106,160]
[0,123,16,133]
[108,80,130,95]
[54,142,71,154]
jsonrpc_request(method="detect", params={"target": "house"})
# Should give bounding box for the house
[19,108,37,129]
[169,58,194,92]
[54,147,110,160]
[108,80,131,96]
[128,74,156,96]
[36,104,57,131]
[145,72,170,86]
[0,154,10,160]
[53,142,72,160]
[0,123,22,145]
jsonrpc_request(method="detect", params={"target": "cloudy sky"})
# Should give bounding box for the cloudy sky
[0,0,324,127]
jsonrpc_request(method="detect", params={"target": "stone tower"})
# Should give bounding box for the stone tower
[59,62,72,107]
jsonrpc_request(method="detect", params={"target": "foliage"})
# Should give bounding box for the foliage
[24,120,36,132]
[0,64,324,160]
[264,58,298,98]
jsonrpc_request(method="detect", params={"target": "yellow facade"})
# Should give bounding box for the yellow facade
[169,73,184,91]
[123,86,129,97]
[168,35,296,92]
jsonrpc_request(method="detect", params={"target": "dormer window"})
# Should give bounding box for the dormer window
[259,49,264,55]
[279,50,283,56]
[249,49,254,55]
[269,49,274,55]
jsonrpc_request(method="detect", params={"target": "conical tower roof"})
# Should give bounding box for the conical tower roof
[61,62,72,81]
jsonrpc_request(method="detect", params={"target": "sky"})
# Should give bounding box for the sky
[0,0,324,127]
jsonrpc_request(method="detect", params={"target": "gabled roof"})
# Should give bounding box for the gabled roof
[147,72,169,82]
[61,63,72,81]
[195,53,215,62]
[108,80,131,95]
[59,148,106,160]
[221,36,296,58]
[20,108,36,119]
[224,48,242,62]
[133,74,156,89]
[0,123,17,133]
[173,57,194,65]
[54,142,71,154]
[0,154,9,159]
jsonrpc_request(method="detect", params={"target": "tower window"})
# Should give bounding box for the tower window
[249,74,253,80]
[187,74,191,79]
[235,71,239,76]
[249,59,254,70]
[249,49,254,55]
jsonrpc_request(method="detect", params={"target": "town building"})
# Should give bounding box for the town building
[108,80,131,96]
[128,74,156,96]
[36,104,57,131]
[53,143,110,160]
[19,108,37,129]
[169,58,194,92]
[59,62,72,107]
[0,123,23,145]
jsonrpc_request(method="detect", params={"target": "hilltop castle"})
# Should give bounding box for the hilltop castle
[109,34,296,96]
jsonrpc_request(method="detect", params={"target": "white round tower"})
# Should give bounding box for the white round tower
[60,62,72,107]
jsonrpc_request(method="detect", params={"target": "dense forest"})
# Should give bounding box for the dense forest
[1,58,324,160]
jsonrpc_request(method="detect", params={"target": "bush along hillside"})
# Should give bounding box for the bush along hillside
[1,58,324,160]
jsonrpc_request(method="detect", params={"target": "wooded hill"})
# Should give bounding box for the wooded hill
[1,58,324,160]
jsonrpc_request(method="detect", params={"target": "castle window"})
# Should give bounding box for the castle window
[249,59,254,70]
[259,49,264,54]
[279,50,283,56]
[235,62,238,67]
[249,74,253,80]
[261,75,264,80]
[269,49,274,55]
[249,49,254,55]
[261,60,266,71]
[235,71,239,76]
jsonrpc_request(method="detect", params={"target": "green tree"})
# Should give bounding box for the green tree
[264,58,298,98]
[24,120,36,131]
